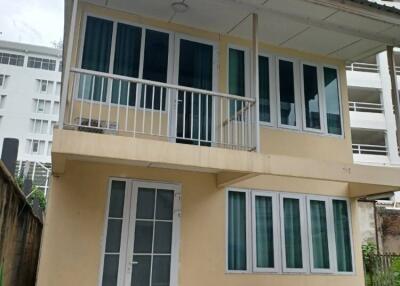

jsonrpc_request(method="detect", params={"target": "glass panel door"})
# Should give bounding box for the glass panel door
[100,180,180,286]
[176,39,213,146]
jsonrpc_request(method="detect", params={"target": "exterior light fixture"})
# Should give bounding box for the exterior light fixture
[171,1,189,13]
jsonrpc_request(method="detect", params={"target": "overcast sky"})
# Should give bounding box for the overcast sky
[0,0,64,48]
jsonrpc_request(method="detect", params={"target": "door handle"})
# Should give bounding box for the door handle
[130,261,139,265]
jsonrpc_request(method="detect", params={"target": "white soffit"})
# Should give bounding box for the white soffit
[85,0,400,60]
[172,0,250,33]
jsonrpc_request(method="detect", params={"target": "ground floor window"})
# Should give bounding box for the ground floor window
[227,189,354,274]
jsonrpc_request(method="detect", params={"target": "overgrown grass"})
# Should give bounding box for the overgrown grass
[0,263,4,286]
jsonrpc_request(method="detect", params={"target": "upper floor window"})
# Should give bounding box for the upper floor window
[227,189,354,274]
[33,99,51,114]
[30,119,49,134]
[27,57,56,71]
[0,94,6,109]
[37,79,54,94]
[58,61,63,72]
[25,139,46,155]
[258,56,343,136]
[0,74,8,88]
[0,52,24,66]
[79,16,170,110]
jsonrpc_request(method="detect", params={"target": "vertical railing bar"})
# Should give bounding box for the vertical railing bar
[212,95,216,146]
[79,75,86,126]
[198,93,201,145]
[150,85,155,135]
[241,101,245,149]
[182,91,186,139]
[235,100,238,148]
[174,88,179,140]
[106,79,112,129]
[133,83,139,137]
[227,98,230,148]
[88,75,95,126]
[98,77,104,128]
[220,97,223,146]
[190,92,194,140]
[166,88,171,138]
[206,94,209,143]
[158,87,163,137]
[125,81,130,132]
[116,79,122,131]
[142,84,147,134]
[68,73,76,125]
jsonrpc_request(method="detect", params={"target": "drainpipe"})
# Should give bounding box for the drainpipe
[59,0,78,128]
[251,13,260,152]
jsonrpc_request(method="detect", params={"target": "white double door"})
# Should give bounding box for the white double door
[100,179,181,286]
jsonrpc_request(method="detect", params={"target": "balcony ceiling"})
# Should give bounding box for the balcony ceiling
[72,0,400,61]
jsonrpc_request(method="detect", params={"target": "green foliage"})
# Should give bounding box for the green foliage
[0,263,3,286]
[27,186,46,210]
[15,175,24,190]
[392,257,400,286]
[363,242,378,273]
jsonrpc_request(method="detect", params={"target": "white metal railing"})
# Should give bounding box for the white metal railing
[352,144,388,156]
[348,101,383,113]
[16,161,51,195]
[346,62,379,73]
[65,68,257,151]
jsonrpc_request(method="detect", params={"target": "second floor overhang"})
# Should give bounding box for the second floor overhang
[52,128,400,198]
[64,0,400,63]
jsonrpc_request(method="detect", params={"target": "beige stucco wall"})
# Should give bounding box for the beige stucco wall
[65,2,353,164]
[36,160,365,286]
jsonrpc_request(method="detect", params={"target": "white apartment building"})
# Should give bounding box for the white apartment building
[346,48,400,166]
[0,40,62,191]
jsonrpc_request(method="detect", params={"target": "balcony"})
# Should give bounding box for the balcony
[63,68,257,151]
[346,59,381,89]
[352,129,389,165]
[348,86,386,130]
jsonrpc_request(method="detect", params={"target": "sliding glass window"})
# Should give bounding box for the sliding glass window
[80,16,113,102]
[324,67,342,135]
[111,23,142,106]
[227,191,248,271]
[333,199,353,272]
[141,30,169,110]
[302,64,321,130]
[259,56,270,123]
[252,192,278,272]
[308,198,331,272]
[281,196,306,271]
[278,59,296,127]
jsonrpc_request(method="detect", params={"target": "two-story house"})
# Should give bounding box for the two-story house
[37,0,400,286]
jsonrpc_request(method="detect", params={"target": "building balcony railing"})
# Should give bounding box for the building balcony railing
[349,101,383,113]
[63,68,257,151]
[346,62,379,73]
[352,144,388,156]
[396,66,400,76]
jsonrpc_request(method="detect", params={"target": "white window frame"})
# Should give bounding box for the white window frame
[226,45,251,100]
[330,197,355,275]
[78,13,175,111]
[276,57,302,130]
[321,65,344,138]
[251,190,280,273]
[40,80,48,93]
[225,188,252,273]
[258,53,276,127]
[0,74,5,88]
[300,62,324,133]
[98,178,182,286]
[306,195,336,274]
[279,193,309,273]
[31,140,39,154]
[226,189,355,276]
